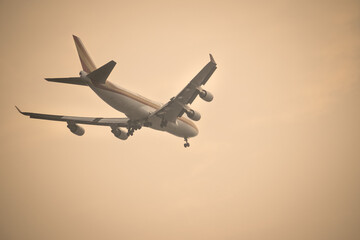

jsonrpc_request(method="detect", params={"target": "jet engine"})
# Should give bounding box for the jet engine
[111,127,128,140]
[67,122,85,136]
[199,89,214,102]
[186,109,201,121]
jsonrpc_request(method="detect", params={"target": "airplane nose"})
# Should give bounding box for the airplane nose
[179,118,198,138]
[190,125,199,137]
[193,127,199,137]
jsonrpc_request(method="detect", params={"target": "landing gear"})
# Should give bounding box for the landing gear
[160,118,168,128]
[127,128,134,136]
[127,120,142,136]
[184,138,190,148]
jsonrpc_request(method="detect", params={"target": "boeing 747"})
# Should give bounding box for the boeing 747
[16,35,217,147]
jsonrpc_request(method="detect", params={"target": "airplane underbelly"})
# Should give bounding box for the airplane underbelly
[91,86,152,119]
[149,118,198,138]
[89,84,197,138]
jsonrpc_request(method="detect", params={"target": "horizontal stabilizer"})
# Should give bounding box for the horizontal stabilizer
[87,60,116,84]
[45,77,87,86]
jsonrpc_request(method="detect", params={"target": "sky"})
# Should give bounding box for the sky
[0,0,359,239]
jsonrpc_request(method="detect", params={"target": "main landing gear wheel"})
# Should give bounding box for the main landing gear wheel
[160,119,168,128]
[127,129,134,136]
[127,121,142,136]
[184,138,190,148]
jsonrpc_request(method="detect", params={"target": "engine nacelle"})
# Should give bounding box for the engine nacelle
[67,123,85,136]
[186,109,201,121]
[199,89,214,102]
[111,127,128,140]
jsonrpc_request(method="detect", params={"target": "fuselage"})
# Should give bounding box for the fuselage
[82,74,198,138]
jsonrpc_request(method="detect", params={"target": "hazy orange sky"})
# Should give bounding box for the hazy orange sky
[1,0,359,239]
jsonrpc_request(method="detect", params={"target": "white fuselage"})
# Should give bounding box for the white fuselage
[85,78,198,138]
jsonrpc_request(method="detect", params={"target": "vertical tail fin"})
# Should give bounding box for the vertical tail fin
[72,35,96,73]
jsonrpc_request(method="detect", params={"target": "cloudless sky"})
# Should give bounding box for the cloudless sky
[1,0,359,239]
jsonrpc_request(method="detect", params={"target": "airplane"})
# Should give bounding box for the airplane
[16,35,217,148]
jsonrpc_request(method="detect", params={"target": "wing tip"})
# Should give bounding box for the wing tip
[209,54,216,64]
[72,35,82,46]
[15,106,24,115]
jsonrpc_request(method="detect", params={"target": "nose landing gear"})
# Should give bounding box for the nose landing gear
[184,138,190,148]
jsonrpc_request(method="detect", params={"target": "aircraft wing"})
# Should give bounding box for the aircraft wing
[16,106,129,127]
[154,54,217,122]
